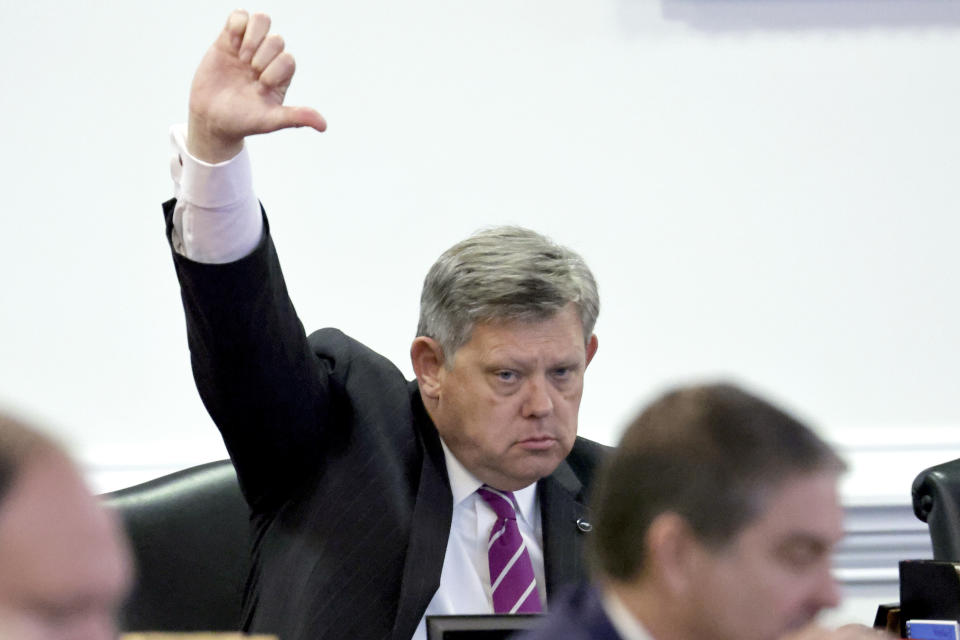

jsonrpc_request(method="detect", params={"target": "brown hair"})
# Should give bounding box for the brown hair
[0,413,58,507]
[589,383,845,581]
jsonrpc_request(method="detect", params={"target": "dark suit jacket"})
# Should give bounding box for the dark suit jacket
[516,584,623,640]
[164,200,607,640]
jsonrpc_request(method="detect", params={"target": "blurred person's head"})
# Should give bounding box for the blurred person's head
[0,413,132,640]
[590,383,847,640]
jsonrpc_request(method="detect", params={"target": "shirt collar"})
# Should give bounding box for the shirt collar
[600,587,656,640]
[440,438,539,525]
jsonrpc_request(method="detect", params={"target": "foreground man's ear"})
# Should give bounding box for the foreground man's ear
[645,511,702,597]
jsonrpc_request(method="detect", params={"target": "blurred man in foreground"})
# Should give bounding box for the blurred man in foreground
[0,413,132,640]
[520,383,885,640]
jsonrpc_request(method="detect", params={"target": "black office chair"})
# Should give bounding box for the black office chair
[872,458,960,633]
[911,457,960,562]
[103,459,251,632]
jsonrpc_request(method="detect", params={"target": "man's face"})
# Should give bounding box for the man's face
[0,452,132,640]
[683,471,844,640]
[429,304,598,491]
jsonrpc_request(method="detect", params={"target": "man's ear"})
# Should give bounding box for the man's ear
[585,334,599,367]
[411,337,446,399]
[645,512,700,597]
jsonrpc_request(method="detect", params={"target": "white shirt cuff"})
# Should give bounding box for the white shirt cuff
[168,123,263,264]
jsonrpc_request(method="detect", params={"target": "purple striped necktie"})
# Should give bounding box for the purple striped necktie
[477,484,543,614]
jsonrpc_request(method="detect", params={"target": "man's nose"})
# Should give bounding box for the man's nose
[522,376,554,418]
[813,568,842,611]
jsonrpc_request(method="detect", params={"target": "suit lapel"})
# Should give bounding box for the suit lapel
[391,382,452,640]
[539,459,592,599]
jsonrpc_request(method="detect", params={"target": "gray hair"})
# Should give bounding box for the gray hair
[416,226,599,361]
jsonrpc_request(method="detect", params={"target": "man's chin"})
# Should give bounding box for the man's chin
[778,616,824,640]
[511,451,566,484]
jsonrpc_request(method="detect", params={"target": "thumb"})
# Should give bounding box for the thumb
[273,105,328,133]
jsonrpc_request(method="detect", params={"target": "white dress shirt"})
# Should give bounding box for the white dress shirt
[412,440,545,640]
[167,126,547,640]
[601,588,656,640]
[168,124,262,264]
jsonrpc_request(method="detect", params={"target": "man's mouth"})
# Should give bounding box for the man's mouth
[517,436,557,451]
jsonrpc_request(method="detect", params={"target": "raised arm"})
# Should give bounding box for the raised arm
[187,9,326,163]
[168,11,335,511]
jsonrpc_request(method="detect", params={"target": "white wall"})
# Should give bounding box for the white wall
[1,0,958,623]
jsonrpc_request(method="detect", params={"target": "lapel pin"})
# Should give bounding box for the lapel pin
[576,518,592,533]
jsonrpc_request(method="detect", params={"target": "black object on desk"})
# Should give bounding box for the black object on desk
[426,614,543,640]
[899,559,960,637]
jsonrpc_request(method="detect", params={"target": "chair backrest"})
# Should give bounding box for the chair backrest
[912,457,960,561]
[103,460,250,632]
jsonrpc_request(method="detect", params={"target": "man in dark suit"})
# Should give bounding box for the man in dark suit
[165,10,603,640]
[519,384,886,640]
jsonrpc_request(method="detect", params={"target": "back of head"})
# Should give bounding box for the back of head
[590,382,845,581]
[417,226,599,360]
[0,412,132,640]
[0,413,57,508]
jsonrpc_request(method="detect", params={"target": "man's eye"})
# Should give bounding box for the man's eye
[496,371,517,382]
[777,544,822,570]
